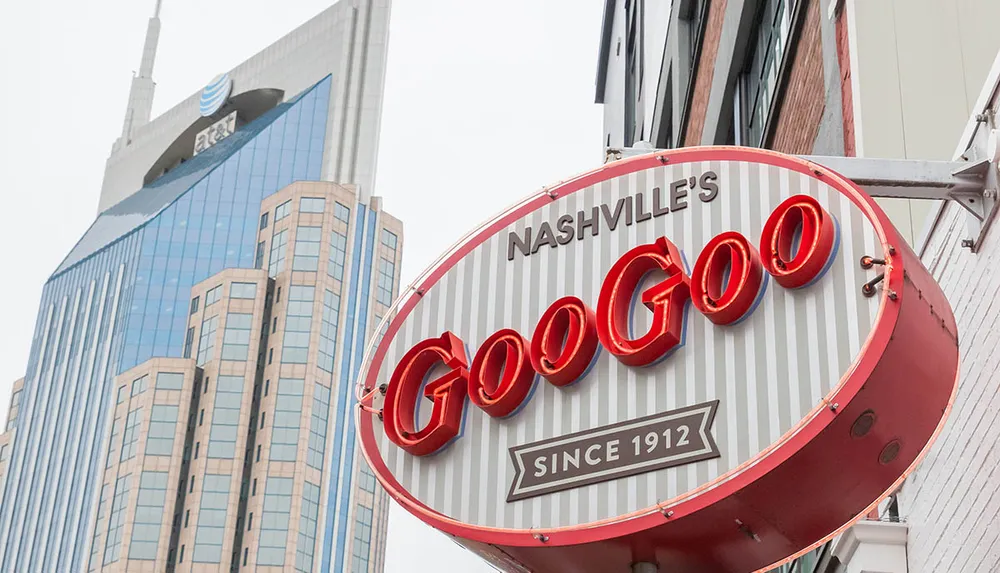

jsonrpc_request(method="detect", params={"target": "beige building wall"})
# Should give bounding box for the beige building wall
[845,0,1000,245]
[179,270,272,571]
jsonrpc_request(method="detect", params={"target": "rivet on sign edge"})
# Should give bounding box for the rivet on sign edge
[532,533,549,543]
[546,189,558,199]
[657,155,669,164]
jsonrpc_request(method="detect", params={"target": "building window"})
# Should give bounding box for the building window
[359,463,377,493]
[196,315,219,365]
[736,0,794,147]
[87,483,108,571]
[131,374,148,396]
[270,378,305,461]
[255,240,267,269]
[307,383,331,470]
[269,229,289,277]
[300,197,326,213]
[380,228,398,252]
[105,417,120,468]
[102,474,131,565]
[295,481,321,572]
[145,404,179,456]
[184,327,196,359]
[208,375,244,458]
[190,296,200,315]
[376,258,395,306]
[128,471,168,560]
[230,282,258,299]
[334,202,350,223]
[624,0,644,147]
[350,504,374,573]
[221,313,253,361]
[116,385,127,404]
[275,200,291,222]
[282,285,315,363]
[328,231,348,281]
[260,212,269,231]
[258,476,294,566]
[193,474,231,563]
[156,372,184,390]
[293,226,323,272]
[205,285,222,307]
[318,290,340,372]
[119,407,143,462]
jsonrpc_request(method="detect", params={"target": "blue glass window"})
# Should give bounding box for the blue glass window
[328,231,348,281]
[156,372,184,390]
[193,475,231,562]
[197,315,218,365]
[318,290,340,372]
[269,230,288,277]
[205,285,222,307]
[380,229,397,252]
[145,405,178,456]
[376,258,395,306]
[293,227,323,272]
[300,197,326,214]
[296,481,321,572]
[230,282,258,299]
[307,383,331,469]
[275,200,292,222]
[282,286,314,363]
[334,202,350,224]
[349,505,373,573]
[207,375,243,458]
[128,471,168,560]
[221,313,253,361]
[258,476,293,566]
[102,475,131,565]
[119,407,143,462]
[270,378,304,461]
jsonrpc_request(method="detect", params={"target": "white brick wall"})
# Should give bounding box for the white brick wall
[899,200,1000,572]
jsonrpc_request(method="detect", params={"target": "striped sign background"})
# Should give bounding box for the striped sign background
[371,160,880,530]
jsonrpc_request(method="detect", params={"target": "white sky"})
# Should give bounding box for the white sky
[0,0,604,570]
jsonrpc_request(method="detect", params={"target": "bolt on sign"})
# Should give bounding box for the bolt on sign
[357,148,959,573]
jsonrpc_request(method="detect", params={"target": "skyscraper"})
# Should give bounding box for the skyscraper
[0,1,396,571]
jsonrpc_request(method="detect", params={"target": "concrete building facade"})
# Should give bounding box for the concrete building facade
[0,2,397,571]
[596,1,1000,572]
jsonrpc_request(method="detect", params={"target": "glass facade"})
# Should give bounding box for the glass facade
[0,77,333,571]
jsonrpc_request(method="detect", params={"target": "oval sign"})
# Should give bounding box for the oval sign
[358,148,958,572]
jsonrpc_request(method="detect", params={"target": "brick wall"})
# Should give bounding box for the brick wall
[835,1,856,156]
[769,0,825,154]
[682,0,728,146]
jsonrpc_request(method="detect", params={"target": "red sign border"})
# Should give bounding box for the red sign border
[358,146,904,548]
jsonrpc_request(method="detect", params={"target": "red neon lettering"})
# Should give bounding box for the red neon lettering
[530,296,599,386]
[383,332,469,456]
[760,194,837,289]
[690,231,765,325]
[469,329,536,418]
[596,237,691,367]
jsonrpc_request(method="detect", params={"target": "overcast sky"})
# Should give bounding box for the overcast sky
[0,0,604,570]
